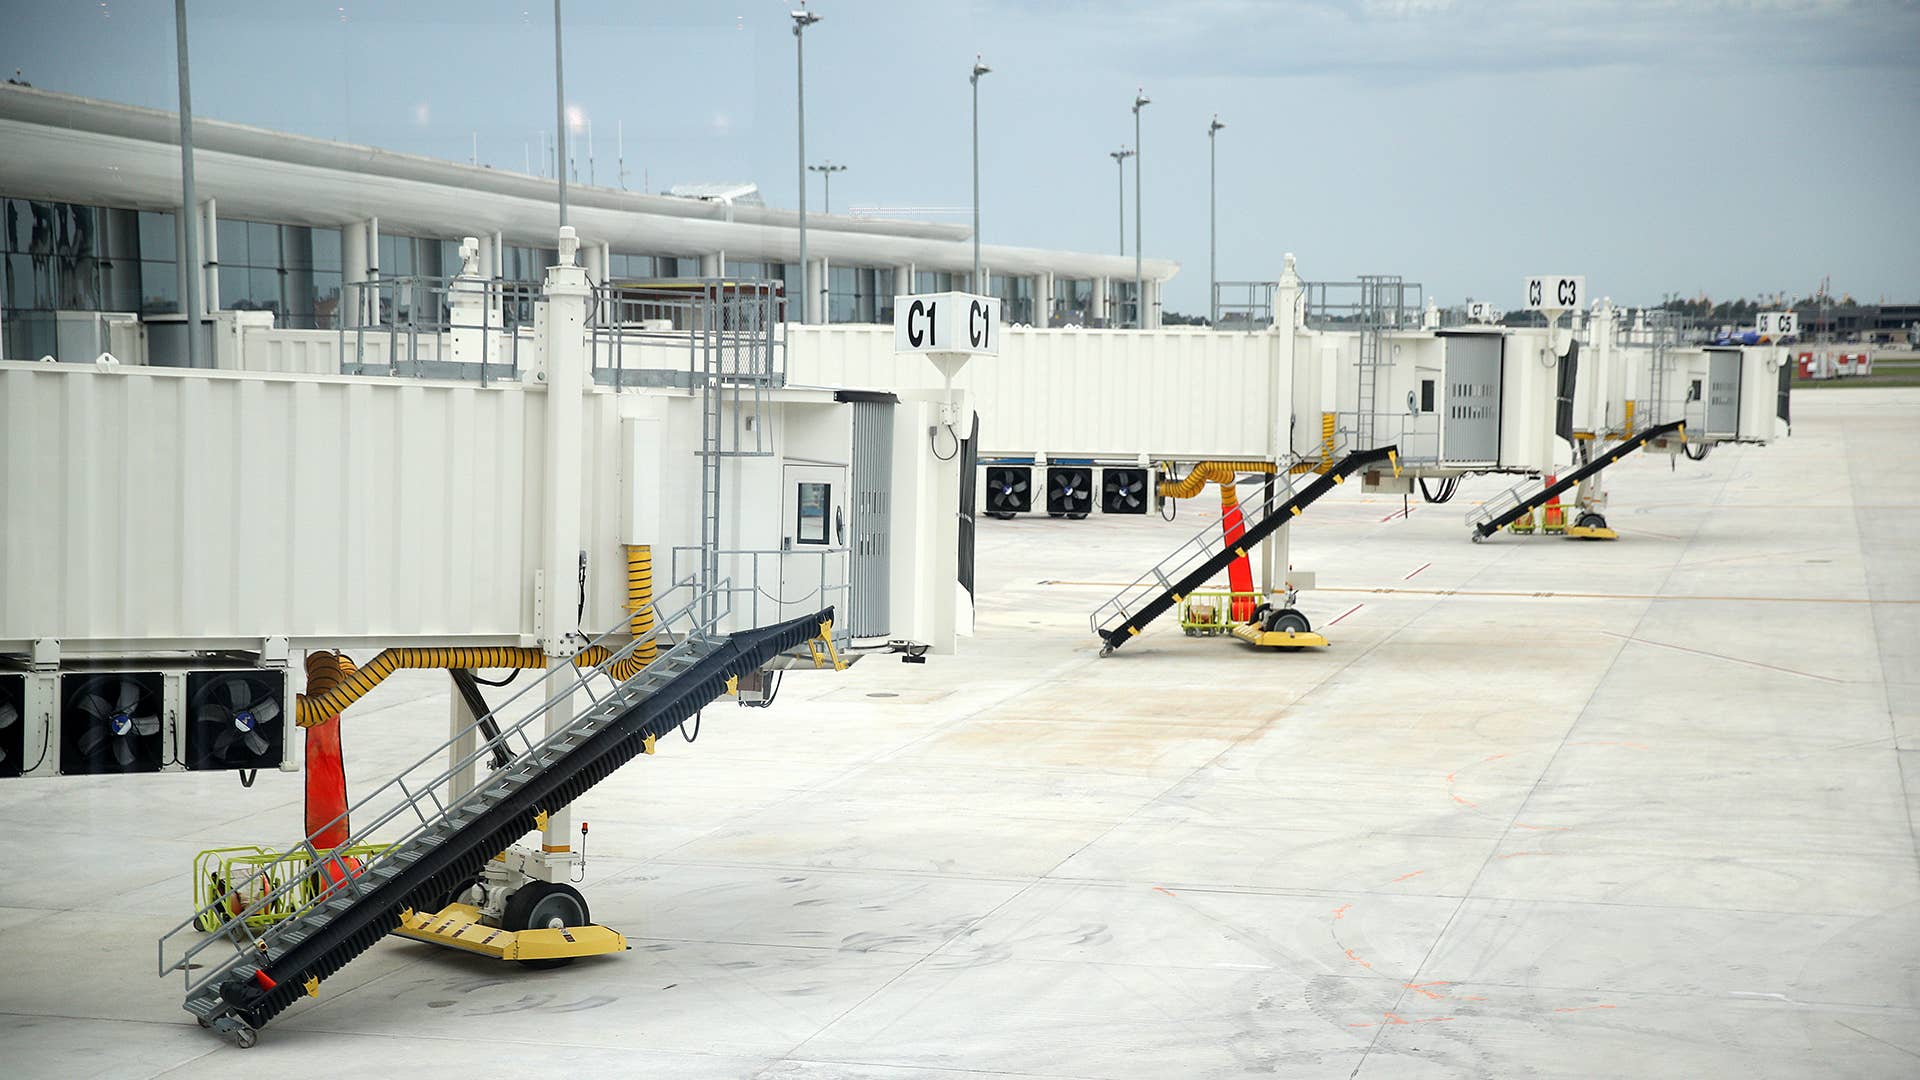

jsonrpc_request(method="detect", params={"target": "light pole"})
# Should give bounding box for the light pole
[808,161,847,214]
[1132,88,1150,328]
[553,0,567,228]
[1108,147,1133,257]
[1208,113,1224,326]
[792,4,821,323]
[971,55,991,290]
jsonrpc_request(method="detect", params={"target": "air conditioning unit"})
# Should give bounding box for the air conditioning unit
[0,673,25,779]
[1046,466,1092,519]
[184,669,289,773]
[983,466,1032,519]
[60,671,166,775]
[32,665,292,779]
[1101,468,1150,514]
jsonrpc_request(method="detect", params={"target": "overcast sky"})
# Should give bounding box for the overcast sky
[6,0,1917,312]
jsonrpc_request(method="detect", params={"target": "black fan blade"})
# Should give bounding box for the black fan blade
[251,699,281,726]
[115,681,138,713]
[212,726,239,758]
[131,714,160,736]
[1012,480,1028,493]
[0,701,17,729]
[77,725,107,755]
[197,704,231,728]
[112,737,135,767]
[242,730,270,757]
[76,692,112,722]
[227,679,249,709]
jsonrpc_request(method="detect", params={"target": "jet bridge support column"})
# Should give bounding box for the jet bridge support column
[1261,256,1303,597]
[531,225,592,879]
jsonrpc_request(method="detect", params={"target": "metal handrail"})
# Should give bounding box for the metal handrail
[668,547,850,633]
[1089,472,1299,637]
[157,577,730,993]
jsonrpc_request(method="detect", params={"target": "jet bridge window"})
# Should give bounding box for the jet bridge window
[1420,379,1436,413]
[796,482,831,545]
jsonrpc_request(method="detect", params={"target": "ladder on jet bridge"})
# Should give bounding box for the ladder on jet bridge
[158,585,833,1048]
[1464,420,1684,540]
[1090,446,1398,655]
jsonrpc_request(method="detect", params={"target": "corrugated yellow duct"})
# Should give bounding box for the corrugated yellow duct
[1157,460,1277,501]
[294,546,661,727]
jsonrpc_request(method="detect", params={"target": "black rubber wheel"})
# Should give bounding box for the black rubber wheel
[1047,511,1065,519]
[503,881,591,969]
[1577,512,1607,530]
[234,1026,257,1049]
[1264,608,1312,634]
[989,512,1016,520]
[1067,513,1088,520]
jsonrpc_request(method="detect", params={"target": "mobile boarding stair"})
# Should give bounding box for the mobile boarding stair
[159,583,832,1047]
[1090,446,1398,655]
[1464,420,1684,542]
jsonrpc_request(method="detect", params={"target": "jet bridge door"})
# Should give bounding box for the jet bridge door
[1707,349,1742,436]
[846,398,894,639]
[1441,333,1503,464]
[780,463,849,628]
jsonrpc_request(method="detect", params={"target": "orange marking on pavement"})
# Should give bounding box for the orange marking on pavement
[1349,1013,1456,1028]
[1444,771,1457,783]
[1481,753,1509,763]
[1389,870,1425,883]
[1332,904,1352,920]
[1344,948,1373,969]
[1462,995,1488,1002]
[1499,851,1550,859]
[1152,886,1177,897]
[1514,823,1569,832]
[1451,793,1477,807]
[1554,1004,1619,1014]
[1403,981,1450,1000]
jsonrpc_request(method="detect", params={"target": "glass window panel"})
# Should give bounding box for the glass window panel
[140,260,179,314]
[218,265,250,309]
[137,211,177,262]
[26,202,56,255]
[311,270,341,329]
[103,208,141,259]
[280,226,313,270]
[248,221,279,267]
[4,199,33,252]
[105,256,141,312]
[59,255,101,309]
[251,267,282,313]
[4,253,39,308]
[310,226,341,272]
[58,204,96,257]
[217,218,249,267]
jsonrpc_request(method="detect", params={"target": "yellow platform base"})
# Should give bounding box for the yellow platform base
[394,902,628,962]
[1227,623,1329,649]
[1566,525,1618,541]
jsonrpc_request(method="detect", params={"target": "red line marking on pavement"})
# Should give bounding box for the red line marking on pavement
[1378,506,1414,523]
[1514,823,1570,832]
[1152,886,1177,897]
[1554,1004,1619,1014]
[1403,562,1431,580]
[1328,603,1364,626]
[1499,851,1551,859]
[1450,793,1477,807]
[1331,903,1352,920]
[1404,981,1451,1000]
[1389,870,1425,883]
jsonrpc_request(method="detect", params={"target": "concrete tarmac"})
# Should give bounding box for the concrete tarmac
[2,389,1915,1078]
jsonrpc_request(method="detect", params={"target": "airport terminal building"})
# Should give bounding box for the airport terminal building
[0,84,1179,364]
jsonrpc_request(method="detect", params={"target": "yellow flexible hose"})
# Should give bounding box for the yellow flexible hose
[1156,461,1277,501]
[294,546,659,727]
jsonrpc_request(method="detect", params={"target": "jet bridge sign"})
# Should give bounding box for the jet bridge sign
[894,292,1001,356]
[1523,275,1585,313]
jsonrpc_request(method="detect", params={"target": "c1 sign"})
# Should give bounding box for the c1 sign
[893,292,1001,356]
